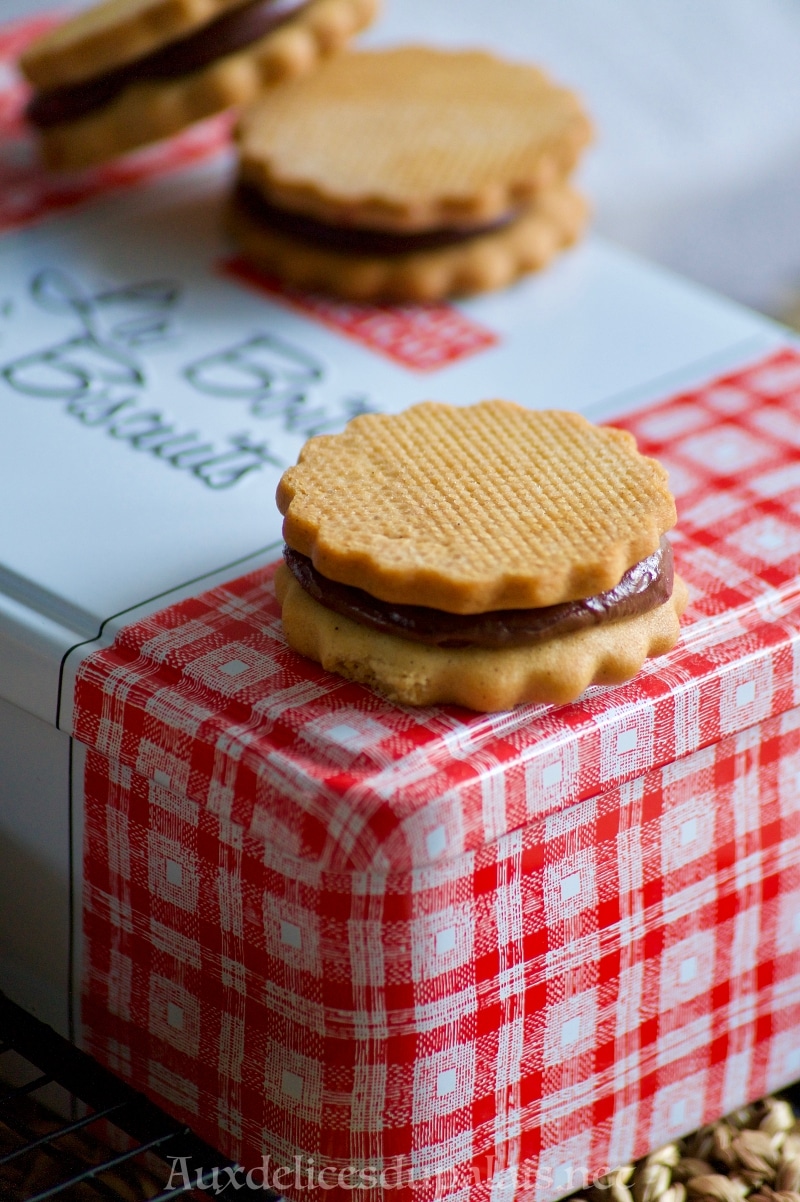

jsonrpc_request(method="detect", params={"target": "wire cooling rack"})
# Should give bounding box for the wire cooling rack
[0,990,267,1200]
[5,985,800,1202]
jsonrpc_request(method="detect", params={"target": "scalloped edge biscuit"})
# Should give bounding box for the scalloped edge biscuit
[32,0,379,171]
[275,566,689,711]
[235,46,593,231]
[277,403,677,612]
[226,181,588,302]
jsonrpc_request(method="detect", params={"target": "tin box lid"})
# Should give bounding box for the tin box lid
[58,349,800,873]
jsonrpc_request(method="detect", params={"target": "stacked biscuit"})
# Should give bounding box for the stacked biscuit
[227,46,592,301]
[275,401,686,711]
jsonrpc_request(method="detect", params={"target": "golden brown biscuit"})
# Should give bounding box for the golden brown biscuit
[229,46,592,300]
[275,401,684,711]
[277,402,677,613]
[21,0,379,170]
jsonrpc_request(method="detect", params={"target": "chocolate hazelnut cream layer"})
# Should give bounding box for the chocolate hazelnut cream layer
[232,181,524,256]
[282,537,675,649]
[27,0,310,128]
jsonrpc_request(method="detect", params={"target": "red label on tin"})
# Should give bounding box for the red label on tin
[221,255,500,372]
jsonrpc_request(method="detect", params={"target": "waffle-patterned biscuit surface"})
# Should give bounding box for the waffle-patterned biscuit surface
[21,0,378,171]
[227,181,587,302]
[276,566,687,711]
[277,401,677,614]
[236,46,592,230]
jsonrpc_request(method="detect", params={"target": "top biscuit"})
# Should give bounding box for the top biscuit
[21,0,249,89]
[276,401,677,614]
[236,46,592,231]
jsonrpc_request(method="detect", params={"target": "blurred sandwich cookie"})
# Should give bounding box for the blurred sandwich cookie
[229,46,593,301]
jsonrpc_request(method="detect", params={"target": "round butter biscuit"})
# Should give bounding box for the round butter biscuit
[236,46,592,230]
[277,401,677,613]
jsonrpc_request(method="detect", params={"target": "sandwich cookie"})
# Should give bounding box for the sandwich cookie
[274,401,687,711]
[229,47,593,301]
[21,0,379,170]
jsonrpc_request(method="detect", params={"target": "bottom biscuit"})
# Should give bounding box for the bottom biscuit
[275,565,689,711]
[226,182,588,302]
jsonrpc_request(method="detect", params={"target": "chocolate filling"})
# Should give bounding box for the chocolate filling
[284,538,674,648]
[27,0,310,128]
[234,182,520,255]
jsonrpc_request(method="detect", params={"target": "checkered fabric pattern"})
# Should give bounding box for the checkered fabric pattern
[75,348,800,1201]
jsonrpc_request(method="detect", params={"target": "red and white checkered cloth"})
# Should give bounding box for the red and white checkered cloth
[75,348,800,1200]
